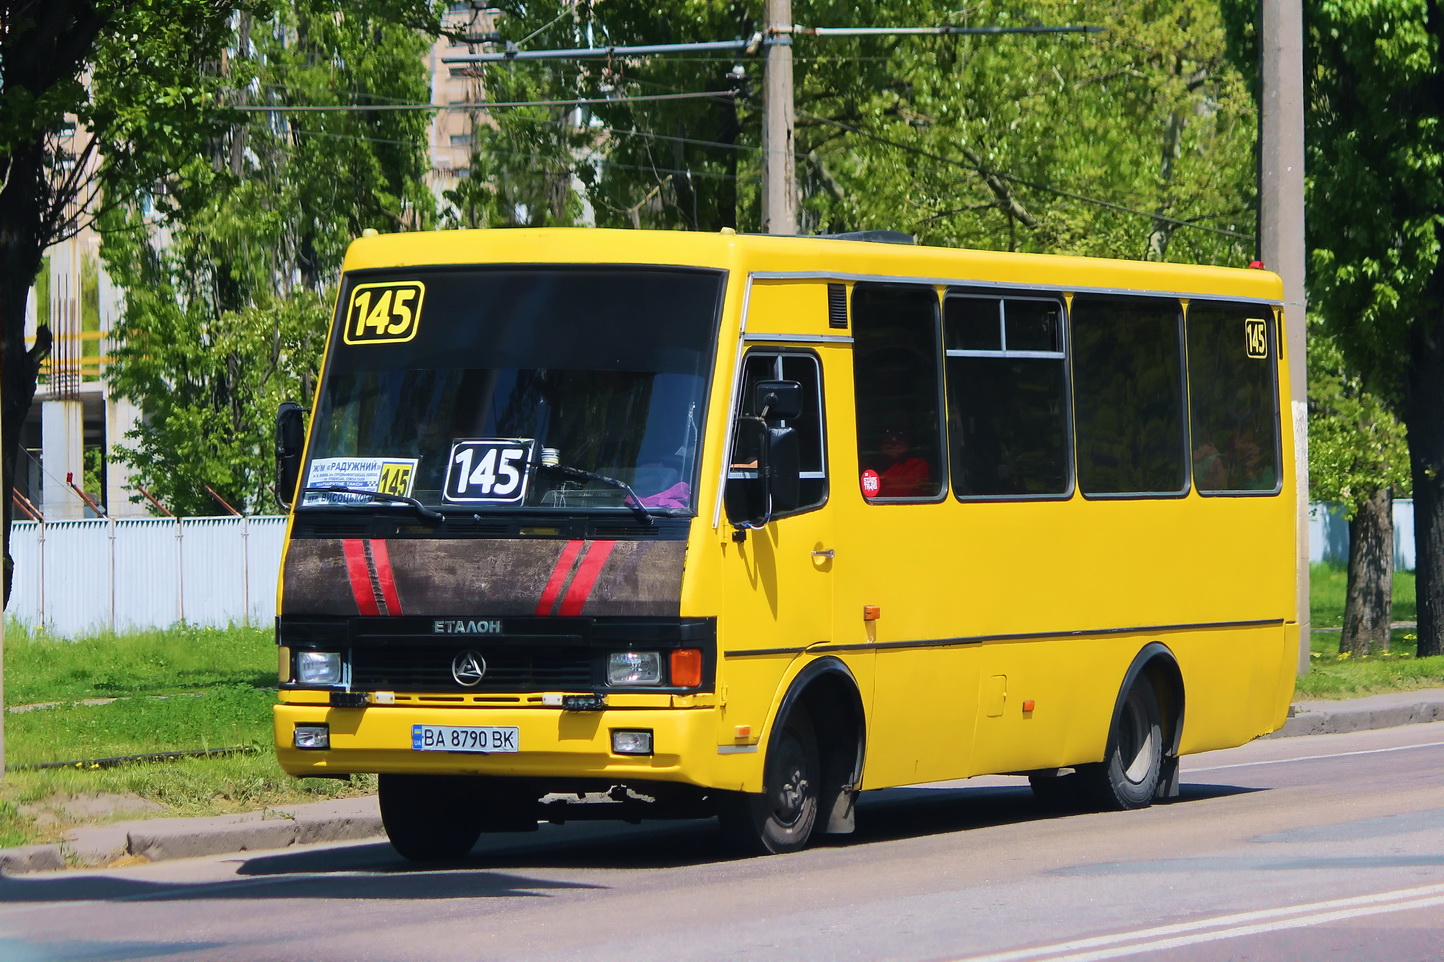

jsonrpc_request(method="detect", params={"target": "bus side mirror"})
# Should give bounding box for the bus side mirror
[754,379,802,422]
[275,401,306,510]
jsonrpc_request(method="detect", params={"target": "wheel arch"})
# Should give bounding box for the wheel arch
[769,656,867,834]
[1112,641,1185,798]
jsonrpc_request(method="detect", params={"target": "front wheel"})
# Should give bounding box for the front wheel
[379,773,500,862]
[1077,673,1164,811]
[718,710,820,855]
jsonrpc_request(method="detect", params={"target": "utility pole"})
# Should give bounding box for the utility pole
[1259,0,1308,674]
[762,0,797,235]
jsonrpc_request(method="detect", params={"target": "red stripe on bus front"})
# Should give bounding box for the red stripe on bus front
[369,539,403,615]
[535,540,585,616]
[559,541,616,617]
[341,539,381,616]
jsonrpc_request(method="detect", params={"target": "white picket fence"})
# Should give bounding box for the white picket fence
[0,502,1418,639]
[8,516,286,637]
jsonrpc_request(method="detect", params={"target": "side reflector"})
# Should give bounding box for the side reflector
[1022,700,1036,713]
[670,648,703,688]
[863,605,880,621]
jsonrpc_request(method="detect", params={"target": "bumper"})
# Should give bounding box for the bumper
[274,701,730,787]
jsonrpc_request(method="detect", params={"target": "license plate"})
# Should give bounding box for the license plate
[411,725,519,753]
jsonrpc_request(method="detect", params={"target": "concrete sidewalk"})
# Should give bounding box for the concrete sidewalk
[4,688,1444,876]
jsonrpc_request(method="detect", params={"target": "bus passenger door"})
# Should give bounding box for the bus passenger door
[718,350,836,757]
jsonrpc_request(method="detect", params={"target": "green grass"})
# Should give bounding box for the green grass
[1299,562,1444,699]
[1309,562,1417,629]
[0,623,372,852]
[3,622,276,707]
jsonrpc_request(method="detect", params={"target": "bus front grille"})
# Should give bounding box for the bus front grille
[349,645,594,692]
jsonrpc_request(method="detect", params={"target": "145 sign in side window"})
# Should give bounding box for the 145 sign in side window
[444,439,536,503]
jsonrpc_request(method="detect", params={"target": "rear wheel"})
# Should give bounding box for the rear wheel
[1077,673,1164,811]
[719,710,820,855]
[379,773,534,861]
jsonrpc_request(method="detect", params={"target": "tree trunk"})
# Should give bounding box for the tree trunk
[1341,487,1393,655]
[0,143,53,608]
[1403,264,1444,658]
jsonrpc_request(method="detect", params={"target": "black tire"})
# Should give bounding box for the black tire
[718,709,820,855]
[1077,673,1164,811]
[379,773,487,862]
[1028,772,1082,812]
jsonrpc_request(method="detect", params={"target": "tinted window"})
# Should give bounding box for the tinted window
[1071,296,1186,496]
[852,284,945,500]
[1186,301,1281,493]
[945,295,1070,497]
[306,267,721,514]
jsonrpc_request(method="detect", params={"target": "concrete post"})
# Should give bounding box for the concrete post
[762,0,797,235]
[1259,0,1310,673]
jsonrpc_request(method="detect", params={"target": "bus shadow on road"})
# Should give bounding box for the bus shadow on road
[227,780,1267,876]
[843,780,1266,846]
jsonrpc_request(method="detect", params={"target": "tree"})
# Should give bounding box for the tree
[100,1,439,516]
[0,0,253,603]
[455,0,1256,263]
[1308,326,1411,654]
[1303,0,1444,657]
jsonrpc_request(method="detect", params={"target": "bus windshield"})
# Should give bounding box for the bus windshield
[302,266,723,515]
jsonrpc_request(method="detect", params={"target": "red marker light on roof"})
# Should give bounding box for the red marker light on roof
[1248,260,1265,269]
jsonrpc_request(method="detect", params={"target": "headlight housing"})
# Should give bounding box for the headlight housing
[296,650,343,686]
[607,651,662,686]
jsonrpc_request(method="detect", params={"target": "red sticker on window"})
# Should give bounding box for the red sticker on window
[860,469,881,498]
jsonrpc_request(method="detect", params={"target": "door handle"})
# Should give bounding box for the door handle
[811,548,835,559]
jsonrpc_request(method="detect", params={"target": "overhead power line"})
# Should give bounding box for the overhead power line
[230,90,738,112]
[440,25,1103,65]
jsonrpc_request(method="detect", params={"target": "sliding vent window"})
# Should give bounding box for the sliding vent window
[1072,296,1187,497]
[1186,302,1281,494]
[724,351,828,523]
[944,295,1069,498]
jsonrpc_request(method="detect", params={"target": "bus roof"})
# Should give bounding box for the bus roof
[341,227,1284,304]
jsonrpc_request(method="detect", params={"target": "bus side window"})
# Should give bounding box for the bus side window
[1185,301,1282,494]
[945,294,1070,498]
[851,283,946,501]
[1072,295,1188,497]
[724,351,828,524]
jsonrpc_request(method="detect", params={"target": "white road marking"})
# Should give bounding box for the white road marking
[950,883,1444,962]
[1187,739,1444,773]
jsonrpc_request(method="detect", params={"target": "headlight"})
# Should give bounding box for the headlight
[296,650,343,686]
[607,651,662,686]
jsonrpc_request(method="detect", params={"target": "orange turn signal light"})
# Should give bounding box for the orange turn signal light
[863,605,880,622]
[670,648,703,688]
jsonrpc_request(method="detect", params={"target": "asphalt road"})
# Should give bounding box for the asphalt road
[2,724,1443,961]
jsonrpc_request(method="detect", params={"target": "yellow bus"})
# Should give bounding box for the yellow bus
[273,227,1297,859]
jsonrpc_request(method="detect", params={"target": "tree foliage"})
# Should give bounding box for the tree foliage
[0,0,258,601]
[1307,326,1410,514]
[101,1,439,516]
[1302,0,1444,656]
[452,0,1256,262]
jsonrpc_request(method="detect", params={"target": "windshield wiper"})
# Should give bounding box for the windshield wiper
[536,463,655,525]
[300,486,443,525]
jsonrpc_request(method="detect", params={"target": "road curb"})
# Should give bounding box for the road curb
[1,796,383,877]
[6,691,1444,876]
[1270,689,1444,738]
